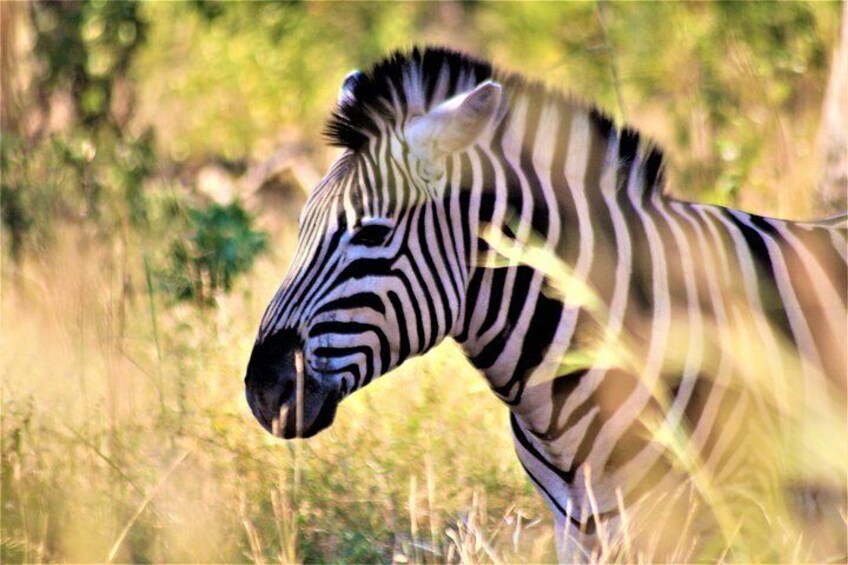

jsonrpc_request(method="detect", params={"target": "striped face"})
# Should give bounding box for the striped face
[245,78,502,438]
[244,152,430,437]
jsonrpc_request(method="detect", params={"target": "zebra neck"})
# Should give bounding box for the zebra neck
[462,263,570,408]
[452,97,663,404]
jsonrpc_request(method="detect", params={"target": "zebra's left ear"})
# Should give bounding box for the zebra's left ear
[338,70,363,105]
[406,80,502,162]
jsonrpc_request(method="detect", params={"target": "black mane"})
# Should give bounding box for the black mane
[324,47,665,193]
[325,47,493,151]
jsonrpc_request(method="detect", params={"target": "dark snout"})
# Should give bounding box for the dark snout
[245,330,339,439]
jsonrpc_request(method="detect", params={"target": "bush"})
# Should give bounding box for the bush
[159,200,268,304]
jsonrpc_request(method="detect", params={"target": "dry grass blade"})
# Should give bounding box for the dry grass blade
[106,450,191,563]
[239,488,265,565]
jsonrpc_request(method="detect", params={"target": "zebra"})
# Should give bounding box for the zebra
[245,47,847,560]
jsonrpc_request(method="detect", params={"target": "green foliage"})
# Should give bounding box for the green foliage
[0,128,155,258]
[31,0,146,126]
[125,2,842,209]
[2,0,152,258]
[4,1,272,303]
[160,201,268,304]
[477,2,839,205]
[132,2,425,159]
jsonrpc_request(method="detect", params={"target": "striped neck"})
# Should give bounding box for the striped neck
[452,86,665,407]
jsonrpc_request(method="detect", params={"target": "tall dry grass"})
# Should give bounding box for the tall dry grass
[1,221,553,563]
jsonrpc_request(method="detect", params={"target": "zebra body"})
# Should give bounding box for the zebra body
[245,48,847,560]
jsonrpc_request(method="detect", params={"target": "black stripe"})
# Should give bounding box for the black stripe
[313,345,372,388]
[538,369,589,442]
[492,290,564,406]
[417,204,454,343]
[471,266,534,371]
[308,321,390,380]
[400,208,440,350]
[387,291,411,364]
[456,269,483,344]
[518,93,550,237]
[722,210,796,347]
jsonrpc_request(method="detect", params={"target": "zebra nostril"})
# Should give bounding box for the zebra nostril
[249,376,294,434]
[245,329,302,434]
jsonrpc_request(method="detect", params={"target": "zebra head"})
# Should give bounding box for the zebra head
[246,50,502,438]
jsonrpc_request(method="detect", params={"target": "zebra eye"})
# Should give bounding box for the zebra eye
[350,223,392,247]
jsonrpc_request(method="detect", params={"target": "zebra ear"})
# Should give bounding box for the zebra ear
[338,70,363,105]
[407,80,502,160]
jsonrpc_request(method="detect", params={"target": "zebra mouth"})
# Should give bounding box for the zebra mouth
[245,335,342,439]
[267,382,340,440]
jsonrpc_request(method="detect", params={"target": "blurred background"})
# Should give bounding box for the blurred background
[1,2,845,562]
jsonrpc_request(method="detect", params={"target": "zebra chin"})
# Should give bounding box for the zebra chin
[244,330,343,439]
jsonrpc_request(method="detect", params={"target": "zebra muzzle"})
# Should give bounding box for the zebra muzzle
[245,330,340,439]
